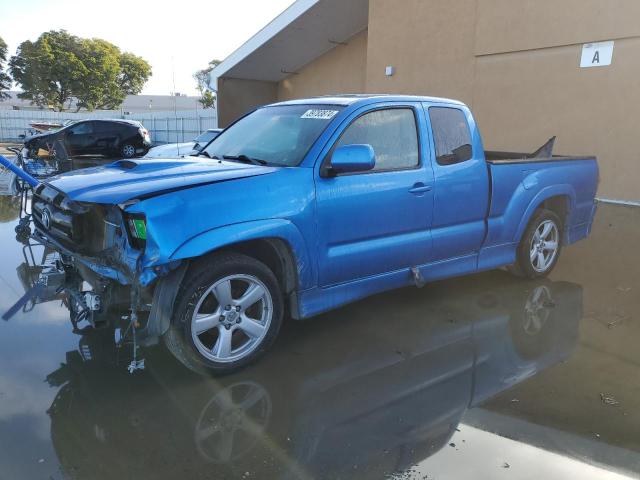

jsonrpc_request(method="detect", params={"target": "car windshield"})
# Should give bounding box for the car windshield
[202,104,344,166]
[194,130,220,145]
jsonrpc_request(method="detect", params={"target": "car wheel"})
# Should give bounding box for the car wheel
[164,252,283,374]
[512,209,562,279]
[509,283,555,359]
[121,143,136,158]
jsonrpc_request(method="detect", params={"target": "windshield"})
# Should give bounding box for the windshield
[194,130,221,145]
[202,104,344,166]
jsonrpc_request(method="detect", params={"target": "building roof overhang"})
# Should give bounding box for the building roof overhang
[210,0,369,87]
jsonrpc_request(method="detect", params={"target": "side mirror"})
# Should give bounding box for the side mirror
[326,144,375,176]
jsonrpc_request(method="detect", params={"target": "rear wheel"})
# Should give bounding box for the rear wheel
[121,143,136,158]
[164,252,283,374]
[511,209,562,278]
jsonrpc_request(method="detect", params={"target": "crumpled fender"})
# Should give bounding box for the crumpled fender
[168,218,315,290]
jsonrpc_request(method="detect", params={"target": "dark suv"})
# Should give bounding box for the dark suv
[25,119,152,159]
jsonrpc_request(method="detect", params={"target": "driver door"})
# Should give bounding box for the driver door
[314,104,434,287]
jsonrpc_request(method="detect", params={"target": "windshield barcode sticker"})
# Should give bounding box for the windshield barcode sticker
[301,109,339,120]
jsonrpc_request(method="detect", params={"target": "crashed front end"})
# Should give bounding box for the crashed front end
[30,182,181,345]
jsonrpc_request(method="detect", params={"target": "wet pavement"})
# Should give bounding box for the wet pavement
[0,200,638,479]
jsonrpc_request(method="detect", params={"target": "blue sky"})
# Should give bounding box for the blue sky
[0,0,295,96]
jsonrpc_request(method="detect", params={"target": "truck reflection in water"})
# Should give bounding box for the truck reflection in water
[43,272,581,479]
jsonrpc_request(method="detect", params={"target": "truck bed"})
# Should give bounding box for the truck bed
[484,136,596,165]
[485,151,596,165]
[484,152,599,257]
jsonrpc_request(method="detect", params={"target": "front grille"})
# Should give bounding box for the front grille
[32,185,79,244]
[32,184,117,255]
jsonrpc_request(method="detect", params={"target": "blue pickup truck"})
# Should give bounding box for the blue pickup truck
[25,95,598,372]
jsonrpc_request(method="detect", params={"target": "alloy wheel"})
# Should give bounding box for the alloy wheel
[190,274,273,363]
[523,285,552,335]
[529,220,559,273]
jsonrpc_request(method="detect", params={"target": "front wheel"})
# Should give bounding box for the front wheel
[511,209,562,278]
[164,252,283,374]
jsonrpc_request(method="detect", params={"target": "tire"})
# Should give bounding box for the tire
[121,143,136,158]
[509,283,555,359]
[511,209,562,279]
[163,252,283,374]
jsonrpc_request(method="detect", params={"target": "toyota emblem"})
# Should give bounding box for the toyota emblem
[41,208,51,230]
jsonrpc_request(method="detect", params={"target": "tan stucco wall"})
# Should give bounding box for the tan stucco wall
[475,0,640,55]
[217,78,277,127]
[365,0,477,105]
[277,29,368,100]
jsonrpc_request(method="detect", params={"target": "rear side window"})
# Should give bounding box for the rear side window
[68,121,93,135]
[94,121,115,133]
[118,122,134,133]
[429,107,473,165]
[335,108,419,171]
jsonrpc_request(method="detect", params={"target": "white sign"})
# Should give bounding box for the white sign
[580,41,614,68]
[301,109,339,120]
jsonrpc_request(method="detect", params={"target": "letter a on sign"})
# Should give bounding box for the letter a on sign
[581,41,614,68]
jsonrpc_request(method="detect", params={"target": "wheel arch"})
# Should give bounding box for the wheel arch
[169,219,315,295]
[514,186,575,245]
[215,238,299,298]
[146,223,310,340]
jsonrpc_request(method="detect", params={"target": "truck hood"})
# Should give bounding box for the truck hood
[45,158,278,204]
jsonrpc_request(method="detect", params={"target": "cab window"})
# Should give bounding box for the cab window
[428,107,473,165]
[334,108,419,172]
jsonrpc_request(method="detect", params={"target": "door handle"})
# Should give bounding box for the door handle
[409,183,433,194]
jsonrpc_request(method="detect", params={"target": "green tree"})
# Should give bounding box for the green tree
[198,90,216,109]
[73,38,122,111]
[194,59,220,109]
[9,30,151,111]
[118,52,153,97]
[0,36,11,99]
[9,30,84,110]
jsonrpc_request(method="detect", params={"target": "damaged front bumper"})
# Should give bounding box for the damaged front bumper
[31,224,186,345]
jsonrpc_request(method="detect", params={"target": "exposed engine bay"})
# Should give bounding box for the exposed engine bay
[5,186,158,373]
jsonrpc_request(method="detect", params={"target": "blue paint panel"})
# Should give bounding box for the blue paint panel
[422,103,490,261]
[313,101,434,287]
[477,244,517,271]
[484,158,598,248]
[125,167,318,290]
[47,158,278,204]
